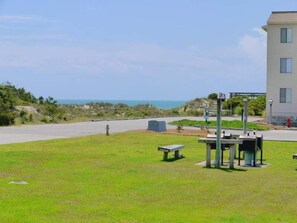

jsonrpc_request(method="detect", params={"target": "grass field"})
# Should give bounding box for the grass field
[0,131,296,222]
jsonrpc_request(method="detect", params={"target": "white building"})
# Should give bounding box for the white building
[263,11,297,125]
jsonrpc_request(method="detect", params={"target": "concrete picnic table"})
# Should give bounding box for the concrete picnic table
[198,137,243,169]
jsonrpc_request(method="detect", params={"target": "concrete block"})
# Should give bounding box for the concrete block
[147,120,166,132]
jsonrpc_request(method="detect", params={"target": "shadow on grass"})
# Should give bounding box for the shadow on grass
[160,157,186,162]
[203,166,247,172]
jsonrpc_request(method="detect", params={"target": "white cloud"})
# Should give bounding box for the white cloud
[0,15,41,22]
[0,12,267,80]
[0,41,225,78]
[0,14,66,43]
[0,37,265,79]
[0,24,267,97]
[238,27,267,65]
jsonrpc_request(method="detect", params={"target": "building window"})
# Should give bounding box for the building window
[280,58,292,73]
[281,28,292,43]
[280,88,292,103]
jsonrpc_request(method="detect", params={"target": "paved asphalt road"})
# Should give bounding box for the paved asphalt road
[0,116,296,144]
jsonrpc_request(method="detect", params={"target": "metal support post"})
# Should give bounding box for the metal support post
[215,98,221,168]
[215,93,225,168]
[243,98,248,135]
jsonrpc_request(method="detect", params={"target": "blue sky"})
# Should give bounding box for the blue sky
[0,0,296,100]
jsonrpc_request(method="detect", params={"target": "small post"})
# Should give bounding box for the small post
[106,124,110,136]
[241,108,244,121]
[268,99,273,124]
[204,106,209,123]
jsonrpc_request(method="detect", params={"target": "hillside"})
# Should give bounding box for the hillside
[178,97,217,116]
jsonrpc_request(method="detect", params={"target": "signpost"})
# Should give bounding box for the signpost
[204,106,209,122]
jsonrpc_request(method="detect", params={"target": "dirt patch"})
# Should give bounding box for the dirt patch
[133,128,211,137]
[15,106,39,114]
[161,128,211,137]
[256,119,284,130]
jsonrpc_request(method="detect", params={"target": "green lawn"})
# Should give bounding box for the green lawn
[0,132,296,222]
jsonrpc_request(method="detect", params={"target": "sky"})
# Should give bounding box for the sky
[0,0,297,101]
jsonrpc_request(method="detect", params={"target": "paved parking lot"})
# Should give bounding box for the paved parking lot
[0,116,296,144]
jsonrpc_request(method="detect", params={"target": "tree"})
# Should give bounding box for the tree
[208,93,218,100]
[0,85,17,125]
[223,96,266,116]
[38,96,44,104]
[0,85,16,111]
[2,82,37,104]
[45,96,57,105]
[248,96,266,116]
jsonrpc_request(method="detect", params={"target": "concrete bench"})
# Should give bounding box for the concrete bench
[293,154,297,159]
[158,144,184,161]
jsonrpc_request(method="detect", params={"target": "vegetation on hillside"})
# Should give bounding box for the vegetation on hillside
[61,103,179,122]
[0,82,65,125]
[179,93,266,117]
[0,84,267,126]
[0,82,181,126]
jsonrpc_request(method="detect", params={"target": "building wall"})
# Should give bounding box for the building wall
[266,17,297,124]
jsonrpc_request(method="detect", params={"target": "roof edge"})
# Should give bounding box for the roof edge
[272,11,297,14]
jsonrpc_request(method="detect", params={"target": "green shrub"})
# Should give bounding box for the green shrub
[233,106,243,115]
[0,112,16,126]
[187,110,203,116]
[177,124,183,132]
[171,109,179,115]
[19,110,27,124]
[97,112,104,117]
[41,116,49,123]
[29,114,33,122]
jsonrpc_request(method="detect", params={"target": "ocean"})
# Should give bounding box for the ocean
[57,99,187,109]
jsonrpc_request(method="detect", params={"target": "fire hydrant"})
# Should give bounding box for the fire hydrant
[287,117,291,128]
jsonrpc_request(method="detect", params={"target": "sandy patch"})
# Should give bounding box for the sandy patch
[133,128,211,137]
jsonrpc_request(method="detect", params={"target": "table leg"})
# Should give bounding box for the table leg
[229,145,235,169]
[206,144,211,167]
[163,152,168,161]
[253,150,256,167]
[175,150,179,158]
